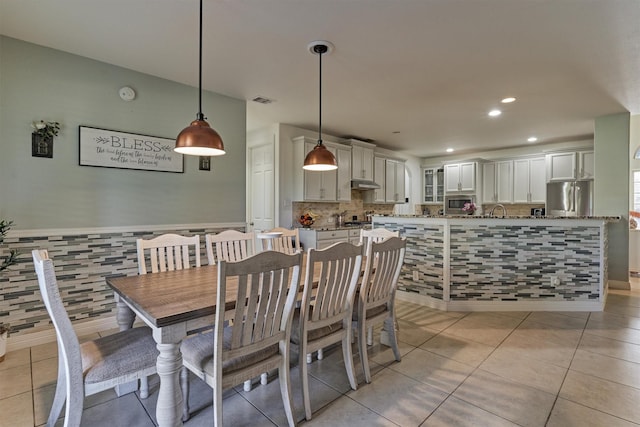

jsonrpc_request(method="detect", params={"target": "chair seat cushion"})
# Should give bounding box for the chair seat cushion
[81,326,158,385]
[290,308,343,345]
[353,303,388,321]
[181,329,279,376]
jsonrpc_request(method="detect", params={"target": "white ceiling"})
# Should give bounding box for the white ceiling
[2,0,639,158]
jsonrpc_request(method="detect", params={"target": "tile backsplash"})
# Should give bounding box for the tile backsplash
[293,190,394,228]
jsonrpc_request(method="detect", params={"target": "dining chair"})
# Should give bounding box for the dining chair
[262,227,301,254]
[205,229,256,264]
[353,237,406,383]
[359,227,400,254]
[32,250,159,427]
[179,250,302,427]
[136,233,201,274]
[292,241,364,421]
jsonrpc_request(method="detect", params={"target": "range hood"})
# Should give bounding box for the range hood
[351,179,381,190]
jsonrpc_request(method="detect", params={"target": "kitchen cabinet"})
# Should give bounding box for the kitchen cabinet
[513,157,546,203]
[445,162,476,193]
[578,150,594,179]
[385,159,406,203]
[293,136,352,202]
[298,228,352,250]
[482,161,512,203]
[423,167,444,203]
[336,145,352,202]
[546,152,576,182]
[369,155,387,203]
[349,140,375,181]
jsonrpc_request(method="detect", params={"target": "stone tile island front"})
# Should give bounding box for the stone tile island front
[374,215,619,312]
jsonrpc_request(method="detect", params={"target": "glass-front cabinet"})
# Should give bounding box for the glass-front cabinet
[423,167,444,203]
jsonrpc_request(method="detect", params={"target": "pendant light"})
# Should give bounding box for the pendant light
[174,0,225,156]
[303,41,338,171]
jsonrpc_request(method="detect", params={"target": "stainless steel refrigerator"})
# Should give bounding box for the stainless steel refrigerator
[546,180,594,217]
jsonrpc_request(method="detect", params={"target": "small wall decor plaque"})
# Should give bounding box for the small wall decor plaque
[31,120,60,158]
[199,156,211,171]
[79,126,184,173]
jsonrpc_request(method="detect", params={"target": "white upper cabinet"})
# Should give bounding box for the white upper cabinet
[578,150,594,179]
[372,155,386,203]
[385,159,406,203]
[423,167,444,203]
[293,136,350,202]
[445,162,476,193]
[513,157,545,203]
[349,140,375,181]
[546,150,594,182]
[336,145,352,201]
[482,161,513,203]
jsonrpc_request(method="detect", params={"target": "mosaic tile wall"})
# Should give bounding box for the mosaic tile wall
[449,224,602,301]
[375,219,445,299]
[0,225,239,338]
[375,218,606,302]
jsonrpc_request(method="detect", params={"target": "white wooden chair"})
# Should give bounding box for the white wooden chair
[32,250,159,427]
[136,233,201,274]
[353,237,406,383]
[292,241,364,420]
[205,230,256,264]
[359,227,400,254]
[179,251,302,427]
[262,227,301,254]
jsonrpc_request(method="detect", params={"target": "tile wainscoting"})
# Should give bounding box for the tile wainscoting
[0,223,245,350]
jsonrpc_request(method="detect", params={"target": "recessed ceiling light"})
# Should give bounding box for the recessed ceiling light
[501,97,516,103]
[527,136,538,142]
[446,148,454,153]
[488,109,502,117]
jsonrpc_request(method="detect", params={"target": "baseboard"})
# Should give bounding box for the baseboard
[6,316,144,352]
[609,279,631,290]
[396,290,604,312]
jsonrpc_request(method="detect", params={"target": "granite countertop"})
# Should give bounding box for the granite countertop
[298,223,372,231]
[376,214,621,221]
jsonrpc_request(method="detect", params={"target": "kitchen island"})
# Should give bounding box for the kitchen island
[374,215,619,311]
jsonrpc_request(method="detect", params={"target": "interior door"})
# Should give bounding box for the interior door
[249,143,275,232]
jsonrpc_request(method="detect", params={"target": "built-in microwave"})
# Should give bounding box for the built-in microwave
[444,195,475,215]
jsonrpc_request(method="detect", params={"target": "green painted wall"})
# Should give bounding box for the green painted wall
[594,112,629,282]
[0,36,246,230]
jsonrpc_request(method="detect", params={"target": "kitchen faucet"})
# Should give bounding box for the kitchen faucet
[489,204,507,218]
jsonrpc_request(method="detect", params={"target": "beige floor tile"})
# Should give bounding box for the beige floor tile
[442,312,522,347]
[513,319,583,347]
[547,398,639,427]
[395,307,463,332]
[422,395,520,427]
[499,332,576,368]
[0,390,34,427]
[32,356,59,390]
[453,369,556,427]
[303,394,397,427]
[479,347,567,395]
[560,370,640,423]
[0,363,32,400]
[396,319,439,346]
[584,322,640,346]
[348,368,448,426]
[31,340,58,362]
[0,347,30,371]
[419,331,496,367]
[570,348,640,390]
[367,339,415,367]
[578,332,640,364]
[389,347,474,393]
[587,310,640,331]
[526,311,588,329]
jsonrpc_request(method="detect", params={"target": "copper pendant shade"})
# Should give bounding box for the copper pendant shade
[303,41,337,171]
[174,0,225,157]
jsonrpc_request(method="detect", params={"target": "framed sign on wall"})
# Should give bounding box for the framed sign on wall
[79,126,184,173]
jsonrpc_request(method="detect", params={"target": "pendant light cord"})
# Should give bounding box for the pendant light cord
[318,46,323,145]
[197,0,204,121]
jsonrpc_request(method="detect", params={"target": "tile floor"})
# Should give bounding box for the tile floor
[2,280,640,426]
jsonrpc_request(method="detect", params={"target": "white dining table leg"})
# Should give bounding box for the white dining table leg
[154,328,186,427]
[114,294,138,396]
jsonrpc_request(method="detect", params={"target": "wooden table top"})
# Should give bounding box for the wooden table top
[106,265,235,328]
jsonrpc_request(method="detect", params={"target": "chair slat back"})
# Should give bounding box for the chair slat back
[217,251,302,360]
[136,234,200,275]
[302,242,363,329]
[360,237,406,310]
[359,228,399,255]
[265,227,300,254]
[206,230,256,264]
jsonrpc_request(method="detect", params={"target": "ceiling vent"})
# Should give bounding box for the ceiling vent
[251,96,275,104]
